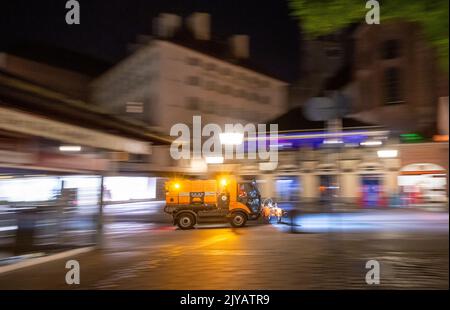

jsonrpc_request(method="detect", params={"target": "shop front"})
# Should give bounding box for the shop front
[275,175,300,202]
[398,163,448,206]
[360,175,384,207]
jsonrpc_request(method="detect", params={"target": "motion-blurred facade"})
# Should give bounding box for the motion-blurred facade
[92,13,288,131]
[0,12,448,260]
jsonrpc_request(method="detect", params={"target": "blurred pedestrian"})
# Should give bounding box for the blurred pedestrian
[289,208,300,233]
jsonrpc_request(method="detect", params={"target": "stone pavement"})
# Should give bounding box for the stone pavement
[0,214,447,289]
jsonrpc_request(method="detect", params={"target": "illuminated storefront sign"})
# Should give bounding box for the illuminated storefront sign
[400,133,424,143]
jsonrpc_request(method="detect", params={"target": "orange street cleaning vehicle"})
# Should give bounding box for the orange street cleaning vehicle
[164,176,262,229]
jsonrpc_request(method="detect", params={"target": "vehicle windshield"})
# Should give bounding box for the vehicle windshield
[239,179,261,213]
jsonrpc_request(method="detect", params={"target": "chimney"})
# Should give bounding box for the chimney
[152,13,181,38]
[186,12,211,40]
[229,35,250,59]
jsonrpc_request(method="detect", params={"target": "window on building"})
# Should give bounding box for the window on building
[223,85,231,94]
[384,67,403,105]
[230,87,238,97]
[260,80,270,88]
[255,78,266,88]
[205,62,216,71]
[186,76,200,86]
[205,80,216,91]
[202,100,215,114]
[215,84,225,94]
[126,101,144,114]
[382,40,400,59]
[186,57,201,66]
[186,97,201,110]
[249,93,258,102]
[261,96,271,104]
[240,89,248,99]
[221,67,231,76]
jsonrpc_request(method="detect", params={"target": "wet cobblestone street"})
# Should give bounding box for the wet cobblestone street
[0,210,447,289]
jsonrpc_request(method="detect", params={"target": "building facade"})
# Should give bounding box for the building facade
[91,13,288,135]
[350,21,449,135]
[90,17,448,208]
[267,20,449,208]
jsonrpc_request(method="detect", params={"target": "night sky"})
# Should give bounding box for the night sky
[1,0,301,82]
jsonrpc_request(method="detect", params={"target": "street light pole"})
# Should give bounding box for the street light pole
[326,117,343,211]
[97,175,104,248]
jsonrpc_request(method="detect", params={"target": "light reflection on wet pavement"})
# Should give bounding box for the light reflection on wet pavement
[284,210,449,233]
[0,210,447,289]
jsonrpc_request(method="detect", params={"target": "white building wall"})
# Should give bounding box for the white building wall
[384,171,399,195]
[91,38,289,174]
[91,42,161,126]
[302,174,319,200]
[92,39,288,134]
[339,173,359,199]
[156,40,288,133]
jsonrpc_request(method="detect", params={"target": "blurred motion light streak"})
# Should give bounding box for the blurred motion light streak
[360,140,382,146]
[377,149,398,158]
[205,156,224,164]
[59,145,82,152]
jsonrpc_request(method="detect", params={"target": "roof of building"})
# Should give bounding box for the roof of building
[155,27,288,83]
[0,69,171,145]
[2,42,112,77]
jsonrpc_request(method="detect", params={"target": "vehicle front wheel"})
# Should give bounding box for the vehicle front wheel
[176,213,196,230]
[230,212,247,228]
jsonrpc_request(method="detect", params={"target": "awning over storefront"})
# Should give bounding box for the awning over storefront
[400,163,447,175]
[0,106,150,154]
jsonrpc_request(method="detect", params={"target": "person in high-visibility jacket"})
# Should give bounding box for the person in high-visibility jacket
[272,203,283,223]
[261,204,271,223]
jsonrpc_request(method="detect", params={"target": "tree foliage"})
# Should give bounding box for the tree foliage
[289,0,449,70]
